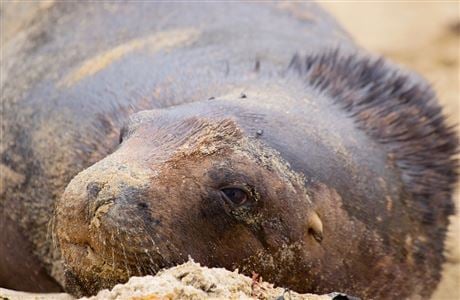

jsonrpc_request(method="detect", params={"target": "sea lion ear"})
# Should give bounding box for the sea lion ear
[288,50,458,225]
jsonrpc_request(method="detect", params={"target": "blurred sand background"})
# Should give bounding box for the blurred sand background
[1,1,459,299]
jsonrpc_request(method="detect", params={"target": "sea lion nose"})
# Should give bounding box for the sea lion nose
[86,182,105,213]
[85,181,117,225]
[59,155,153,228]
[87,181,103,199]
[85,180,149,226]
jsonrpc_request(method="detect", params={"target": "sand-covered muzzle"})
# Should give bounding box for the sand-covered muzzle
[55,151,168,295]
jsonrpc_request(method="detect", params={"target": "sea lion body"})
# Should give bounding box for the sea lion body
[1,2,457,299]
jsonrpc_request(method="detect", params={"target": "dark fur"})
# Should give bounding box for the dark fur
[288,49,458,258]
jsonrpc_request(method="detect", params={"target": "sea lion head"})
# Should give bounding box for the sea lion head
[55,51,458,298]
[55,98,330,295]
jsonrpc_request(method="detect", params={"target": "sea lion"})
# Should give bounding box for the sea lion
[0,2,457,299]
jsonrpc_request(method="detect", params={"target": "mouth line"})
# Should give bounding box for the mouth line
[63,238,173,280]
[64,240,102,265]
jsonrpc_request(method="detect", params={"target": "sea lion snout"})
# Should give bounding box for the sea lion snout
[56,158,171,294]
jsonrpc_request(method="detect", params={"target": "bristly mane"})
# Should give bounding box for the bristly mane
[287,50,458,231]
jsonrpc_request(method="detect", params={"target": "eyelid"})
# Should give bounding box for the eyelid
[219,186,253,206]
[219,184,250,193]
[220,190,246,207]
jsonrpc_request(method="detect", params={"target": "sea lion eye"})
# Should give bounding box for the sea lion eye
[220,187,248,206]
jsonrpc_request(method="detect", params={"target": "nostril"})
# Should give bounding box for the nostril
[85,182,114,221]
[90,198,115,229]
[87,182,103,199]
[137,202,149,210]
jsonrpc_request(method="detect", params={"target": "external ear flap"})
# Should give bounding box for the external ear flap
[287,49,458,232]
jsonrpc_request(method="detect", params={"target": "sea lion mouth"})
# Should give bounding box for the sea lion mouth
[63,241,102,270]
[61,234,175,295]
[61,239,130,295]
[66,234,173,272]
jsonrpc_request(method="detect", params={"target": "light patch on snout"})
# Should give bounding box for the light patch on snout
[59,28,200,87]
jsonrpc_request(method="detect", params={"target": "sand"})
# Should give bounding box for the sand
[0,261,334,300]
